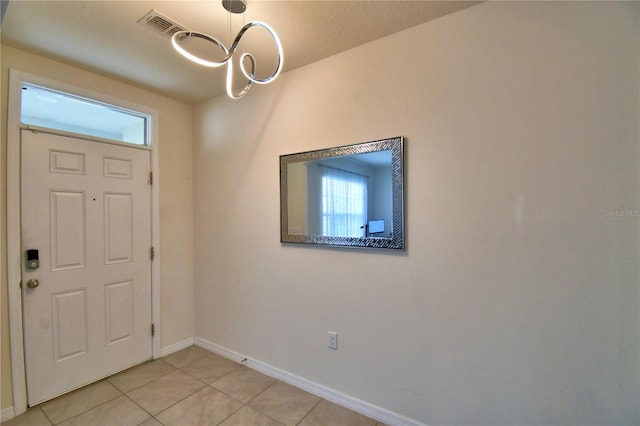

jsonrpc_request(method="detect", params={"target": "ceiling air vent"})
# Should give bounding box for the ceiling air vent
[138,10,190,39]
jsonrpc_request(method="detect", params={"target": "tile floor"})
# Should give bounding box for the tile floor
[3,346,384,426]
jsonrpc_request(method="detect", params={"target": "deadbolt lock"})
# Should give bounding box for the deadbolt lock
[26,249,40,270]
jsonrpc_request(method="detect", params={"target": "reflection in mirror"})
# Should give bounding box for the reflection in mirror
[280,137,404,250]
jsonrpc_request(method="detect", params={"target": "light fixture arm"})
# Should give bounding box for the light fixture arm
[171,21,283,99]
[226,53,255,99]
[171,32,230,68]
[229,21,283,85]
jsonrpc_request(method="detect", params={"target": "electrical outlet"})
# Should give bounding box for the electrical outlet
[328,331,338,350]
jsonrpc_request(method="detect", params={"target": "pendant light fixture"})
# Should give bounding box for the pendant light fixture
[171,0,283,99]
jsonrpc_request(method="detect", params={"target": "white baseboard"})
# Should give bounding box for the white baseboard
[1,406,16,422]
[160,337,195,358]
[194,337,427,426]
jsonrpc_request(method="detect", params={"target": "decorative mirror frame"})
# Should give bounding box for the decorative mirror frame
[280,136,405,250]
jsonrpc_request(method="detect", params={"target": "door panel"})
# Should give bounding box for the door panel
[103,157,132,179]
[105,280,134,345]
[50,190,86,270]
[104,193,134,263]
[49,150,85,175]
[52,288,88,361]
[21,130,152,405]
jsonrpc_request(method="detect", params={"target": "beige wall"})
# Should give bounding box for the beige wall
[193,2,639,424]
[1,45,195,411]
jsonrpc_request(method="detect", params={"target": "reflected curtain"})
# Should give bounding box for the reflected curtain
[320,166,367,237]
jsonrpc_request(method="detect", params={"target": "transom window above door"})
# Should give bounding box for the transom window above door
[21,83,150,146]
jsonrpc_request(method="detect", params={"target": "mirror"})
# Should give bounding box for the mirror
[280,136,404,250]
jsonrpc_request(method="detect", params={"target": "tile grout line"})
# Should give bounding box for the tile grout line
[114,349,218,421]
[47,380,125,425]
[241,380,320,426]
[123,355,213,420]
[122,391,157,424]
[10,347,376,426]
[161,347,211,369]
[205,370,285,426]
[141,376,208,419]
[38,407,54,426]
[295,397,323,426]
[108,359,178,394]
[212,397,244,426]
[235,379,280,421]
[168,353,255,418]
[113,361,181,422]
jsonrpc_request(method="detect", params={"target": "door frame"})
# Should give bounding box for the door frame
[6,69,161,415]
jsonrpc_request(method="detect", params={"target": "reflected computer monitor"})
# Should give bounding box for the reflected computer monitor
[368,219,385,235]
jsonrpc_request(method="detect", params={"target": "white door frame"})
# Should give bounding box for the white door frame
[6,69,161,416]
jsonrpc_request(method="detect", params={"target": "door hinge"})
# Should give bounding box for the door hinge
[150,246,155,261]
[149,171,153,185]
[151,323,155,337]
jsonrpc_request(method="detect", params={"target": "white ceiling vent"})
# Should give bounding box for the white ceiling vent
[138,10,190,39]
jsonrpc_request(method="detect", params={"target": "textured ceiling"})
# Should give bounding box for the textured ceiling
[1,1,479,103]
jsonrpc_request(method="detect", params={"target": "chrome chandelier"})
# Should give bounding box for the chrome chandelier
[171,0,283,99]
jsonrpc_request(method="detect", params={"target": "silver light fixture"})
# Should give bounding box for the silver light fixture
[171,0,283,99]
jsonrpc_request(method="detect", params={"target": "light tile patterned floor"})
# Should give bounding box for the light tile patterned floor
[3,346,386,426]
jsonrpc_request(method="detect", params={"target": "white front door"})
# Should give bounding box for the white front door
[21,130,152,405]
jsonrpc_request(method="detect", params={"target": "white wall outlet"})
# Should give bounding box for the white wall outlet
[328,331,338,350]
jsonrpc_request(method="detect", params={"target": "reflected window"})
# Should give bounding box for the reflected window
[21,84,149,145]
[321,166,367,237]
